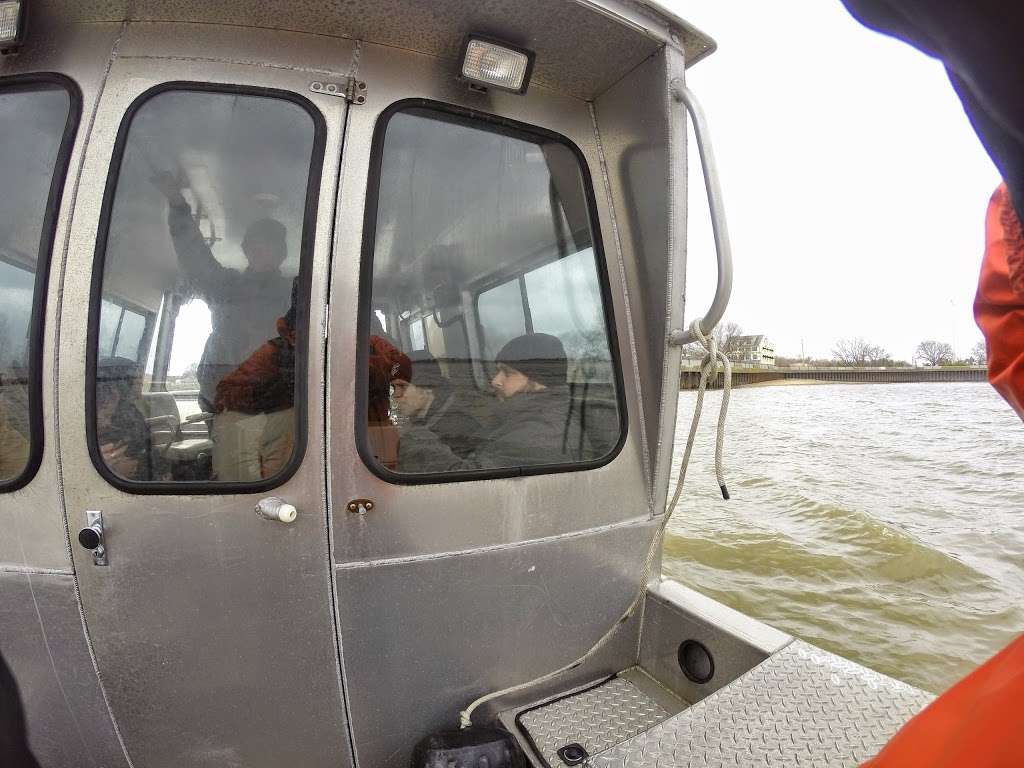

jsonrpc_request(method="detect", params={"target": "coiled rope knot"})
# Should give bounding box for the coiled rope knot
[691,319,721,380]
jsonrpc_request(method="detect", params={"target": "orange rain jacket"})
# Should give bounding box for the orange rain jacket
[861,185,1024,767]
[975,183,1024,419]
[861,634,1024,767]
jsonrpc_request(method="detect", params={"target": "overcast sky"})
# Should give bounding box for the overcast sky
[662,0,1001,362]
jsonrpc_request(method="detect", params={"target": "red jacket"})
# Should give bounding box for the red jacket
[861,185,1024,767]
[975,183,1024,419]
[861,634,1024,767]
[214,316,296,414]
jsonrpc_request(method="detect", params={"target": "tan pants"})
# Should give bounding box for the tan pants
[212,409,294,481]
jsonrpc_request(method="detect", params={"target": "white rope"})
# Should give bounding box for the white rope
[458,318,731,729]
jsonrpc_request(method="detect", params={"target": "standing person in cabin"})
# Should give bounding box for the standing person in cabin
[213,279,299,480]
[150,171,292,481]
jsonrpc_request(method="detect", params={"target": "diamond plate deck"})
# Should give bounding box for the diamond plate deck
[518,677,672,766]
[587,640,935,767]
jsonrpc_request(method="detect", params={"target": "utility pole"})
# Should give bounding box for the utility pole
[801,337,805,362]
[950,299,957,361]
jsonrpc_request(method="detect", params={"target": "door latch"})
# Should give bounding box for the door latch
[77,511,108,566]
[346,498,375,514]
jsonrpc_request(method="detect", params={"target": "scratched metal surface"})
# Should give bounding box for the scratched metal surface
[586,640,934,767]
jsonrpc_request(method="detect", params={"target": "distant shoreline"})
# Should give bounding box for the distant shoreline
[738,378,844,388]
[680,365,988,391]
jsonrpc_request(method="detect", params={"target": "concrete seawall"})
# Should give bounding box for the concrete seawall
[680,366,988,390]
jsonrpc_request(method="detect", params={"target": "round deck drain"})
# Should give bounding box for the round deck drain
[557,743,589,765]
[678,639,715,684]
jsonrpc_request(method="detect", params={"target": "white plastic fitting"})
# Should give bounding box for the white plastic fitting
[255,497,297,524]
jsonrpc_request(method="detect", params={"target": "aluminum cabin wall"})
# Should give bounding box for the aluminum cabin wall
[327,41,654,768]
[35,0,715,97]
[52,23,356,767]
[329,41,649,560]
[0,18,131,768]
[593,45,688,517]
[0,571,129,767]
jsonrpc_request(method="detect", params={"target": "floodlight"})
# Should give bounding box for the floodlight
[0,1,25,53]
[459,35,535,94]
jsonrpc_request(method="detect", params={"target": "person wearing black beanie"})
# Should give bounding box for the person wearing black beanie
[492,333,569,395]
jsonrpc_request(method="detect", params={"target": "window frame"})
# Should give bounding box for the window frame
[0,73,82,494]
[86,81,327,495]
[97,294,155,362]
[356,98,628,485]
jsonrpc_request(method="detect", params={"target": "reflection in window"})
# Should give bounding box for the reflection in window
[98,299,153,361]
[92,88,317,485]
[365,107,622,478]
[0,84,72,486]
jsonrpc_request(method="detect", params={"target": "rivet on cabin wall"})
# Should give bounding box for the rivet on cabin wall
[347,498,375,514]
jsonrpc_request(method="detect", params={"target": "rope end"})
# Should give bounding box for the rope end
[458,710,472,730]
[720,484,730,500]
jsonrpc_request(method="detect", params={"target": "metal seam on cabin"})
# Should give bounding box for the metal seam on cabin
[0,565,74,576]
[586,101,654,515]
[347,39,362,80]
[653,52,685,515]
[318,64,363,768]
[632,579,648,665]
[50,20,138,768]
[116,54,351,78]
[334,516,655,570]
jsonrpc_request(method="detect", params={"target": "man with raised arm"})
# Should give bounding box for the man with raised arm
[152,172,292,481]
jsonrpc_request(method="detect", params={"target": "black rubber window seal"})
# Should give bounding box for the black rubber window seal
[85,81,327,496]
[355,98,629,486]
[0,73,82,494]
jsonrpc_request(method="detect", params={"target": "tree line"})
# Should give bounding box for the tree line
[685,321,986,367]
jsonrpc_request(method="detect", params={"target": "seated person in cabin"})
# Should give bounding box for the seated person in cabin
[366,333,409,471]
[213,280,298,480]
[96,357,157,481]
[398,332,590,472]
[392,351,483,470]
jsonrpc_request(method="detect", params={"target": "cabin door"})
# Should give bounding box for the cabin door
[56,52,352,768]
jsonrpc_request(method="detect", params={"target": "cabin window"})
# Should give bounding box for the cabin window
[89,85,324,491]
[0,79,78,491]
[361,103,624,481]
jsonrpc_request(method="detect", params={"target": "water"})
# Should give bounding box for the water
[663,382,1024,694]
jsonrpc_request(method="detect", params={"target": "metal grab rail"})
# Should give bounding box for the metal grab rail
[668,80,734,346]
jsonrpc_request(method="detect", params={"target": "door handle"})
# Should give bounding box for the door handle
[255,497,298,524]
[77,510,108,566]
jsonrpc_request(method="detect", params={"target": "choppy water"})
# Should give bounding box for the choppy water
[663,382,1024,693]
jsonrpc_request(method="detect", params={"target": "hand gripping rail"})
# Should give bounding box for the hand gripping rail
[667,80,733,346]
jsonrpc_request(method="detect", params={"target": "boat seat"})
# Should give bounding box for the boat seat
[506,640,934,768]
[142,392,213,463]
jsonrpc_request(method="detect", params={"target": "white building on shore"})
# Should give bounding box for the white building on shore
[727,335,776,368]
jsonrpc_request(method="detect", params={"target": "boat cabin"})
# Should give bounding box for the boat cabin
[0,2,933,767]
